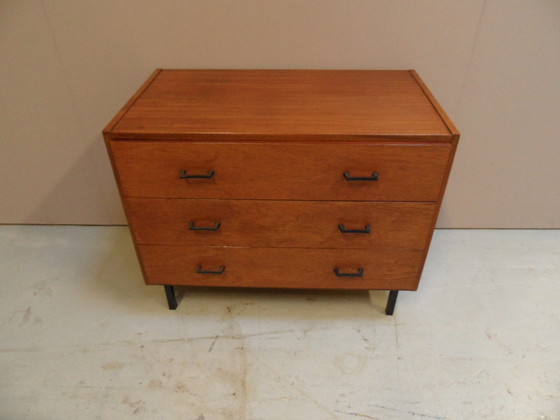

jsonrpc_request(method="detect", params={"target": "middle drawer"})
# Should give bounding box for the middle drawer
[127,198,436,250]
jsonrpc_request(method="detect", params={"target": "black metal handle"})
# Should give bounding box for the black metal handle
[338,224,371,234]
[333,267,364,277]
[189,221,221,231]
[180,169,215,179]
[343,171,379,181]
[196,265,225,275]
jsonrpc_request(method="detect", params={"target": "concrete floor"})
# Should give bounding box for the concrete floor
[0,226,558,420]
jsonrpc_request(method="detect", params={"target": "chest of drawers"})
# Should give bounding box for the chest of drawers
[103,69,459,315]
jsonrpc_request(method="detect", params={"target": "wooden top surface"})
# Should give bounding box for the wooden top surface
[107,69,454,140]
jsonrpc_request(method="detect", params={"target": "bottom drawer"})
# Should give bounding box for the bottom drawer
[138,246,424,290]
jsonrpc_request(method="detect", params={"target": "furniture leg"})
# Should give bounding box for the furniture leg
[385,290,399,315]
[164,285,178,310]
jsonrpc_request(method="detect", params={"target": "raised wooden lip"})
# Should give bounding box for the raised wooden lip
[103,68,163,135]
[409,69,460,140]
[107,133,454,142]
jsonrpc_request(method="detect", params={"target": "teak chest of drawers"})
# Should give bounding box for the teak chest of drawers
[104,69,459,315]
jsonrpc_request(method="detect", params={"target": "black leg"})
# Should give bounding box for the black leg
[385,290,399,315]
[164,285,178,310]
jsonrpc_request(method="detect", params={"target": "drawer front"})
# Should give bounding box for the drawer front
[138,246,423,290]
[110,141,450,201]
[127,198,435,250]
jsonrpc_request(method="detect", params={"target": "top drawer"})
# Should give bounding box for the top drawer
[109,141,451,201]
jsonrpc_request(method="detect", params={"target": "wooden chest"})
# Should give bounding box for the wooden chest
[103,69,459,314]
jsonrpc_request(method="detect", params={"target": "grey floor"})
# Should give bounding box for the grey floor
[0,226,558,420]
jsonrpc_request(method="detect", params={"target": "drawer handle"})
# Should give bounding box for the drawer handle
[338,224,371,234]
[333,267,364,277]
[180,169,215,179]
[196,265,225,275]
[189,221,221,231]
[343,171,379,181]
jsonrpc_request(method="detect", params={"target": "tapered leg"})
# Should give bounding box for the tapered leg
[385,290,399,315]
[164,285,178,310]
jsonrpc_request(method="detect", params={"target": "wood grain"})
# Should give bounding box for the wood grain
[139,245,423,290]
[108,70,452,140]
[109,141,451,202]
[127,198,436,250]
